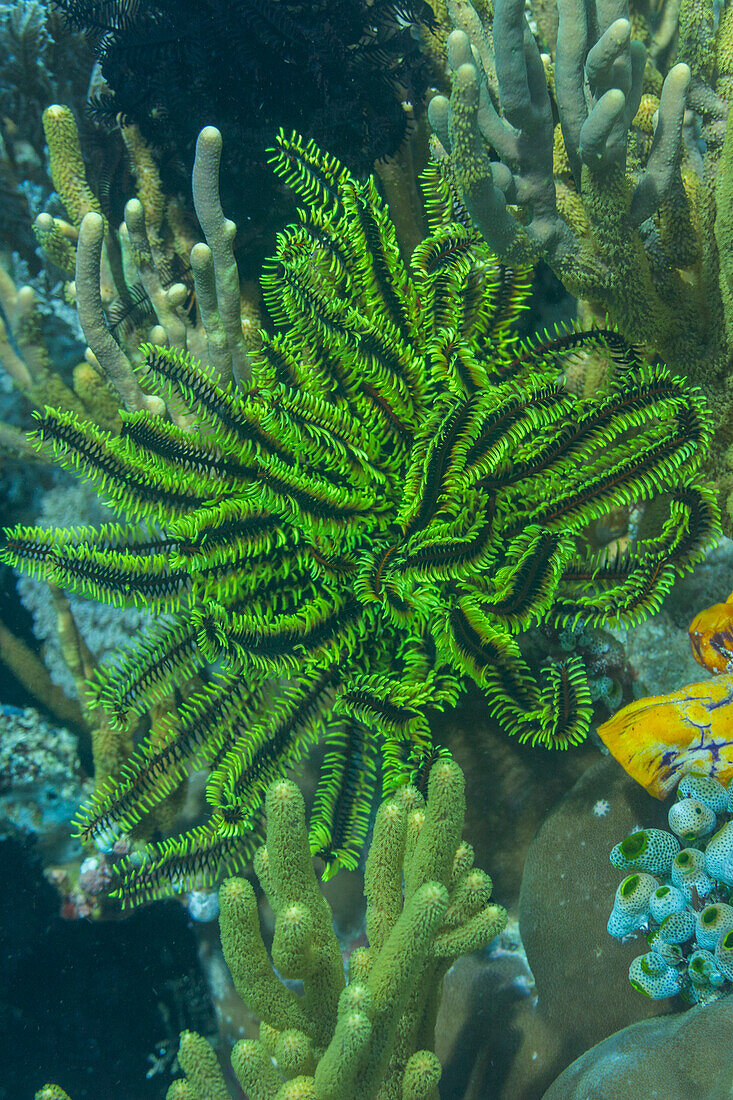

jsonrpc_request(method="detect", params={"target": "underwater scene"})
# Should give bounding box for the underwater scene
[4,0,733,1097]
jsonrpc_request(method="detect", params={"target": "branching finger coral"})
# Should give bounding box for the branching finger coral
[0,0,92,254]
[1,128,718,904]
[429,0,733,531]
[3,99,260,431]
[169,755,507,1100]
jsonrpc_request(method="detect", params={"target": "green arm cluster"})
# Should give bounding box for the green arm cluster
[169,756,507,1100]
[1,128,718,904]
[430,0,733,526]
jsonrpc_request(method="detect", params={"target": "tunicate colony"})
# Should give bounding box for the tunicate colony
[607,773,733,1002]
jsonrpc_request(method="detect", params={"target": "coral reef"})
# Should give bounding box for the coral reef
[2,99,262,444]
[1,118,265,795]
[31,105,226,412]
[2,7,733,1100]
[607,772,733,1004]
[0,0,92,257]
[168,755,506,1100]
[419,749,701,1099]
[0,704,89,857]
[429,0,733,532]
[0,5,117,455]
[1,128,718,905]
[609,536,733,703]
[16,481,155,699]
[501,755,672,1099]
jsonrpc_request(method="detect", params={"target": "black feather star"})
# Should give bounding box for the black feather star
[52,0,438,249]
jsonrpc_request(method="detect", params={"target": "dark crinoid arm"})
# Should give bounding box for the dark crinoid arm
[2,129,720,907]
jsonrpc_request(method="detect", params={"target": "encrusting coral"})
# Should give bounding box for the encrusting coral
[168,755,506,1100]
[1,126,719,905]
[430,0,733,532]
[597,586,733,797]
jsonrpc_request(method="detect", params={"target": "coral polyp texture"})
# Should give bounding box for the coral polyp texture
[38,757,506,1100]
[171,757,506,1100]
[608,773,733,1005]
[1,133,719,905]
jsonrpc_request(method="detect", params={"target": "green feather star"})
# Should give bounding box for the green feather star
[2,132,719,904]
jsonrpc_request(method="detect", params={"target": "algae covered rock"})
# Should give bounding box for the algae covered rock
[519,756,671,1032]
[543,997,733,1099]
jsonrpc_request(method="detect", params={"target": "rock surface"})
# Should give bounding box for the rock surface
[544,997,733,1099]
[505,754,673,1097]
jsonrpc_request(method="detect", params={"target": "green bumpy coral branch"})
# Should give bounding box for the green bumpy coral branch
[1,129,719,904]
[169,755,507,1100]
